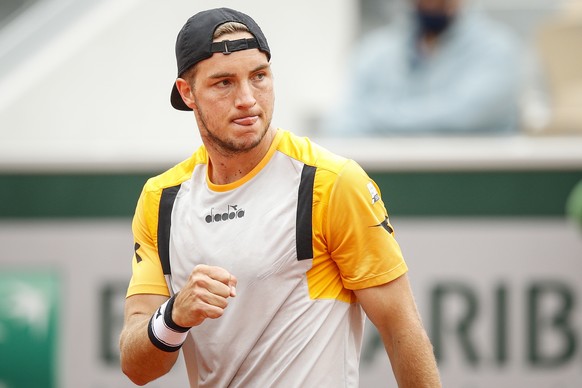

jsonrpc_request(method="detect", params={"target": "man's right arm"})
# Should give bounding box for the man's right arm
[120,265,237,385]
[119,293,178,386]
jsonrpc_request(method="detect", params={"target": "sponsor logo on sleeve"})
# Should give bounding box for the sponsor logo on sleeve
[367,182,380,204]
[370,215,394,234]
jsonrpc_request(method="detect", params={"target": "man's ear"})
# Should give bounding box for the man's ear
[175,78,197,110]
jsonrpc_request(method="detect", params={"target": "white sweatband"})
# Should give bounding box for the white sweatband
[148,294,190,352]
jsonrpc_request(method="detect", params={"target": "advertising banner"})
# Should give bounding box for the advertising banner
[0,271,59,388]
[0,218,580,387]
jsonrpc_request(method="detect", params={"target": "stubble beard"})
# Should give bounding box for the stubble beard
[194,104,272,157]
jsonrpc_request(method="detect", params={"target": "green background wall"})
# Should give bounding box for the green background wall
[1,170,581,218]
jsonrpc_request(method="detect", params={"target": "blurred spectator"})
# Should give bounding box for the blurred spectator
[322,0,522,136]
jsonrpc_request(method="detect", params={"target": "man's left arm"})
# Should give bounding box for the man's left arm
[354,273,441,388]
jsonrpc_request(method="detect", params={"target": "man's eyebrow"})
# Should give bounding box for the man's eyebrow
[209,71,234,79]
[252,63,271,73]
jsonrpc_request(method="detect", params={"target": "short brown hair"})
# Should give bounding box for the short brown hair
[214,21,250,39]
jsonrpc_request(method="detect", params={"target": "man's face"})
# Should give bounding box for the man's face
[189,31,275,155]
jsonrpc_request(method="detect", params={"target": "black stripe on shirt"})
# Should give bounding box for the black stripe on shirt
[296,165,316,261]
[157,185,181,275]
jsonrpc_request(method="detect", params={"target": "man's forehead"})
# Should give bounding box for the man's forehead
[197,46,270,76]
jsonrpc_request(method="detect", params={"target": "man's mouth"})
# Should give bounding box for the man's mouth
[233,116,259,126]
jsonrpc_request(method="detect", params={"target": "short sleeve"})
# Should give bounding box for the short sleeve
[326,160,407,290]
[126,186,170,298]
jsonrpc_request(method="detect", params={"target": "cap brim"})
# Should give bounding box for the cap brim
[171,82,192,111]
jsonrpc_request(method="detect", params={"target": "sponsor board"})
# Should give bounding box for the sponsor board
[1,219,581,387]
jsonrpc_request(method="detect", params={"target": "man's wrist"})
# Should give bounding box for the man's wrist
[147,294,191,352]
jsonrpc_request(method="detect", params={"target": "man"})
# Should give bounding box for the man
[322,0,522,136]
[119,7,441,387]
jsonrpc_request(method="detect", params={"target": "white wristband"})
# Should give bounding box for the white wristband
[148,295,190,352]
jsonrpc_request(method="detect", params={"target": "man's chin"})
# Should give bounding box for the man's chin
[217,134,264,155]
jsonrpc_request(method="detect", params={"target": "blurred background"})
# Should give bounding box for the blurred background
[0,0,581,387]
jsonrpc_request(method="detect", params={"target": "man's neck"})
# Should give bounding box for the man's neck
[206,128,276,185]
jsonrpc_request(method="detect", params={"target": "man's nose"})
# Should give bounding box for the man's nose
[235,81,256,108]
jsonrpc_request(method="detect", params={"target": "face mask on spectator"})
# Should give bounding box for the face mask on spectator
[415,9,454,35]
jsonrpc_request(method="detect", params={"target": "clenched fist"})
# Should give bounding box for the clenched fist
[172,264,237,328]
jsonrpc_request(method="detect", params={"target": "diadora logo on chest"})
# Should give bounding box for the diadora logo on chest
[205,205,245,223]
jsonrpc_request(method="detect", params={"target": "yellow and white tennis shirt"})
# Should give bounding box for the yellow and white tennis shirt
[127,129,407,387]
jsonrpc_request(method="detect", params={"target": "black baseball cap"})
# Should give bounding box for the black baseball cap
[170,8,271,111]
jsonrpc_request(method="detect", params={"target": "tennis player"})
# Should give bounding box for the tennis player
[119,7,441,387]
